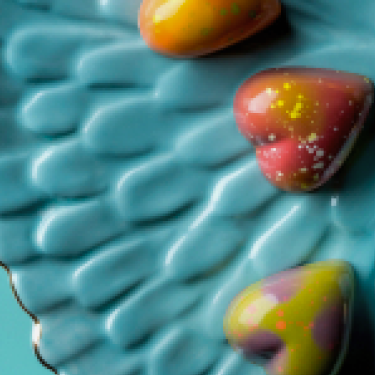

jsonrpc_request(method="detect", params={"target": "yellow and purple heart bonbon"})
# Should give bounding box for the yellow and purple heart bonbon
[139,0,281,58]
[224,260,354,375]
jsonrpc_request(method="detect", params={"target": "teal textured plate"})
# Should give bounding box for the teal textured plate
[1,1,375,374]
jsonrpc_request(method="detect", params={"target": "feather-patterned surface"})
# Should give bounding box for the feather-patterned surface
[1,0,375,374]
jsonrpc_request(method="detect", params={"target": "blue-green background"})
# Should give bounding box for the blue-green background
[2,0,375,375]
[1,268,51,375]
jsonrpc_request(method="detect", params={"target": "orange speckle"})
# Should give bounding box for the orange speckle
[277,310,284,317]
[276,320,287,330]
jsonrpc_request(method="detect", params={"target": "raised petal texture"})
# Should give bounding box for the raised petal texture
[2,1,375,375]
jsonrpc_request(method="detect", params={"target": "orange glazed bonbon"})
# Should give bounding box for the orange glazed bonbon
[139,0,281,58]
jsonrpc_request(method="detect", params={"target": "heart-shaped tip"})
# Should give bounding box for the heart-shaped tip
[224,260,354,375]
[139,0,281,58]
[234,67,374,191]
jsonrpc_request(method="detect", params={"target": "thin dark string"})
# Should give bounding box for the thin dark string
[0,262,58,374]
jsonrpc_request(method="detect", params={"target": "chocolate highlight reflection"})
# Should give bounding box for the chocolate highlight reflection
[224,260,354,375]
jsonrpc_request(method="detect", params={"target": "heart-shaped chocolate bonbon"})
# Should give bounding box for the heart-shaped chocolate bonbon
[139,0,281,58]
[224,260,354,375]
[234,67,374,191]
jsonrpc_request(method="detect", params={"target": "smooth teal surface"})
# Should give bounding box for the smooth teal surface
[1,1,375,375]
[0,268,52,375]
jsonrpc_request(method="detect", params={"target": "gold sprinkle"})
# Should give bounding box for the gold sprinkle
[284,82,291,90]
[308,133,317,142]
[266,88,273,94]
[364,77,370,83]
[271,103,276,109]
[290,112,301,119]
[301,183,308,189]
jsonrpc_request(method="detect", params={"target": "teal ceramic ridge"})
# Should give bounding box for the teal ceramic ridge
[1,0,375,375]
